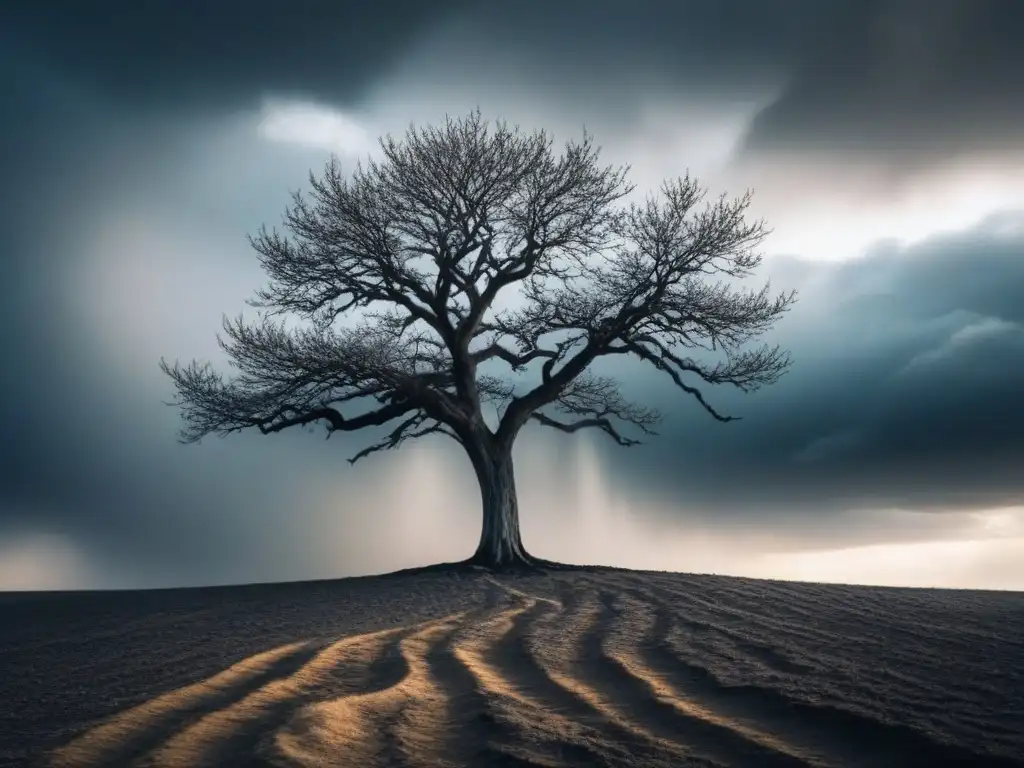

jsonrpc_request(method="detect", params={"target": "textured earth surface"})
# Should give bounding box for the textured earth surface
[2,566,1022,767]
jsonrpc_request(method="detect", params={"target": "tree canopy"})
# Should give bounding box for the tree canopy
[162,111,794,465]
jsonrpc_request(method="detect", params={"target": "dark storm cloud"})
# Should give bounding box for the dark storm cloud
[426,0,827,92]
[2,0,468,113]
[0,40,427,585]
[341,0,1023,169]
[1,0,1022,588]
[739,0,1024,166]
[610,212,1024,519]
[3,0,825,108]
[8,0,1019,163]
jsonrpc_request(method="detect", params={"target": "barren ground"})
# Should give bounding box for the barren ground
[1,565,1022,767]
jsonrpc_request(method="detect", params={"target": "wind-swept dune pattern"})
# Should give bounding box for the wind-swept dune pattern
[1,569,1021,767]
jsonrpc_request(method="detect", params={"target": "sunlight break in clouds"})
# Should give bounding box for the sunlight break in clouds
[727,152,1024,263]
[0,531,96,591]
[764,528,1024,592]
[257,98,375,157]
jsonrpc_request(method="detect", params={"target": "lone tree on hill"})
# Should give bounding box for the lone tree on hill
[161,111,795,569]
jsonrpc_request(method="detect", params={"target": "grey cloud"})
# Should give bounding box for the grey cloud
[792,430,868,464]
[424,0,826,91]
[9,0,1019,168]
[364,0,1024,171]
[739,0,1024,167]
[2,0,468,114]
[2,0,823,111]
[0,65,428,586]
[606,212,1024,518]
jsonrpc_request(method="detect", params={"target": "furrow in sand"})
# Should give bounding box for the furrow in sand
[401,580,619,768]
[272,583,504,768]
[520,578,717,767]
[569,585,812,768]
[273,582,525,768]
[140,622,418,768]
[459,587,578,714]
[411,589,545,766]
[636,570,980,667]
[447,580,639,768]
[503,577,705,767]
[49,641,316,768]
[664,574,970,662]
[620,572,849,663]
[646,572,840,623]
[618,580,1019,768]
[609,587,833,767]
[623,573,1002,717]
[610,573,817,676]
[271,613,467,768]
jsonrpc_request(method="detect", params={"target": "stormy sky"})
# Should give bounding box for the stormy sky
[3,0,1023,591]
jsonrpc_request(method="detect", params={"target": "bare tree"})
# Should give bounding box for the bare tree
[161,111,795,569]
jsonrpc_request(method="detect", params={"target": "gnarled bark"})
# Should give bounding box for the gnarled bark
[465,439,531,568]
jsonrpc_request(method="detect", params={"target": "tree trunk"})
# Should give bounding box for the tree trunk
[466,439,532,568]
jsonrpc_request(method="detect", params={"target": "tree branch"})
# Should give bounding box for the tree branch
[530,412,642,447]
[526,373,661,446]
[346,413,462,465]
[159,310,470,444]
[471,342,556,370]
[614,342,738,422]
